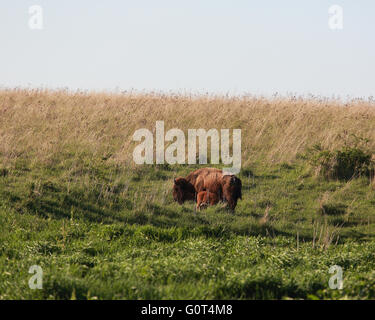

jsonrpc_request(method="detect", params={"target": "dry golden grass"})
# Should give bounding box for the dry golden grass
[1,88,375,168]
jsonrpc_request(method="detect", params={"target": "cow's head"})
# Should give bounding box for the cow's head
[173,178,195,204]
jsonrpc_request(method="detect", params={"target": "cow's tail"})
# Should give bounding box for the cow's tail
[230,176,242,200]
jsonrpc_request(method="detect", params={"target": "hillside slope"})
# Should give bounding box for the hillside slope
[1,89,375,299]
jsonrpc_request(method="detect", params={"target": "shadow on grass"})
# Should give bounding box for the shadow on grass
[214,276,325,299]
[2,180,371,243]
[319,203,347,216]
[16,191,129,224]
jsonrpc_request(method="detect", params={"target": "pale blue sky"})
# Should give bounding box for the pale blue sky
[1,1,374,98]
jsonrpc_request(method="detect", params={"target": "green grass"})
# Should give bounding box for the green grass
[1,156,375,299]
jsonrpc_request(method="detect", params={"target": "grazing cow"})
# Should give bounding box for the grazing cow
[196,189,220,211]
[172,168,242,211]
[172,177,196,204]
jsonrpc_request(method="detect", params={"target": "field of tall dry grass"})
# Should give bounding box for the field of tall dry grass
[1,89,375,168]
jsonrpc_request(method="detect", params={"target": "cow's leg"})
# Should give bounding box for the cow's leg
[229,200,237,213]
[225,196,236,213]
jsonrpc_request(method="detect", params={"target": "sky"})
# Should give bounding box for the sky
[1,0,374,98]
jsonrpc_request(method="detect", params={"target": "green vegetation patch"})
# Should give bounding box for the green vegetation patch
[1,155,375,299]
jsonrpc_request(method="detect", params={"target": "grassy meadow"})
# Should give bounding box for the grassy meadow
[1,89,375,299]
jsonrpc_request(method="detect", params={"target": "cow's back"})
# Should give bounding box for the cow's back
[186,168,223,193]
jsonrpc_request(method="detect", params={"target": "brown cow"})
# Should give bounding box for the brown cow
[196,189,220,211]
[172,168,242,211]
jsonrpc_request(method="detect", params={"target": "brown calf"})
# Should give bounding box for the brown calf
[196,190,220,211]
